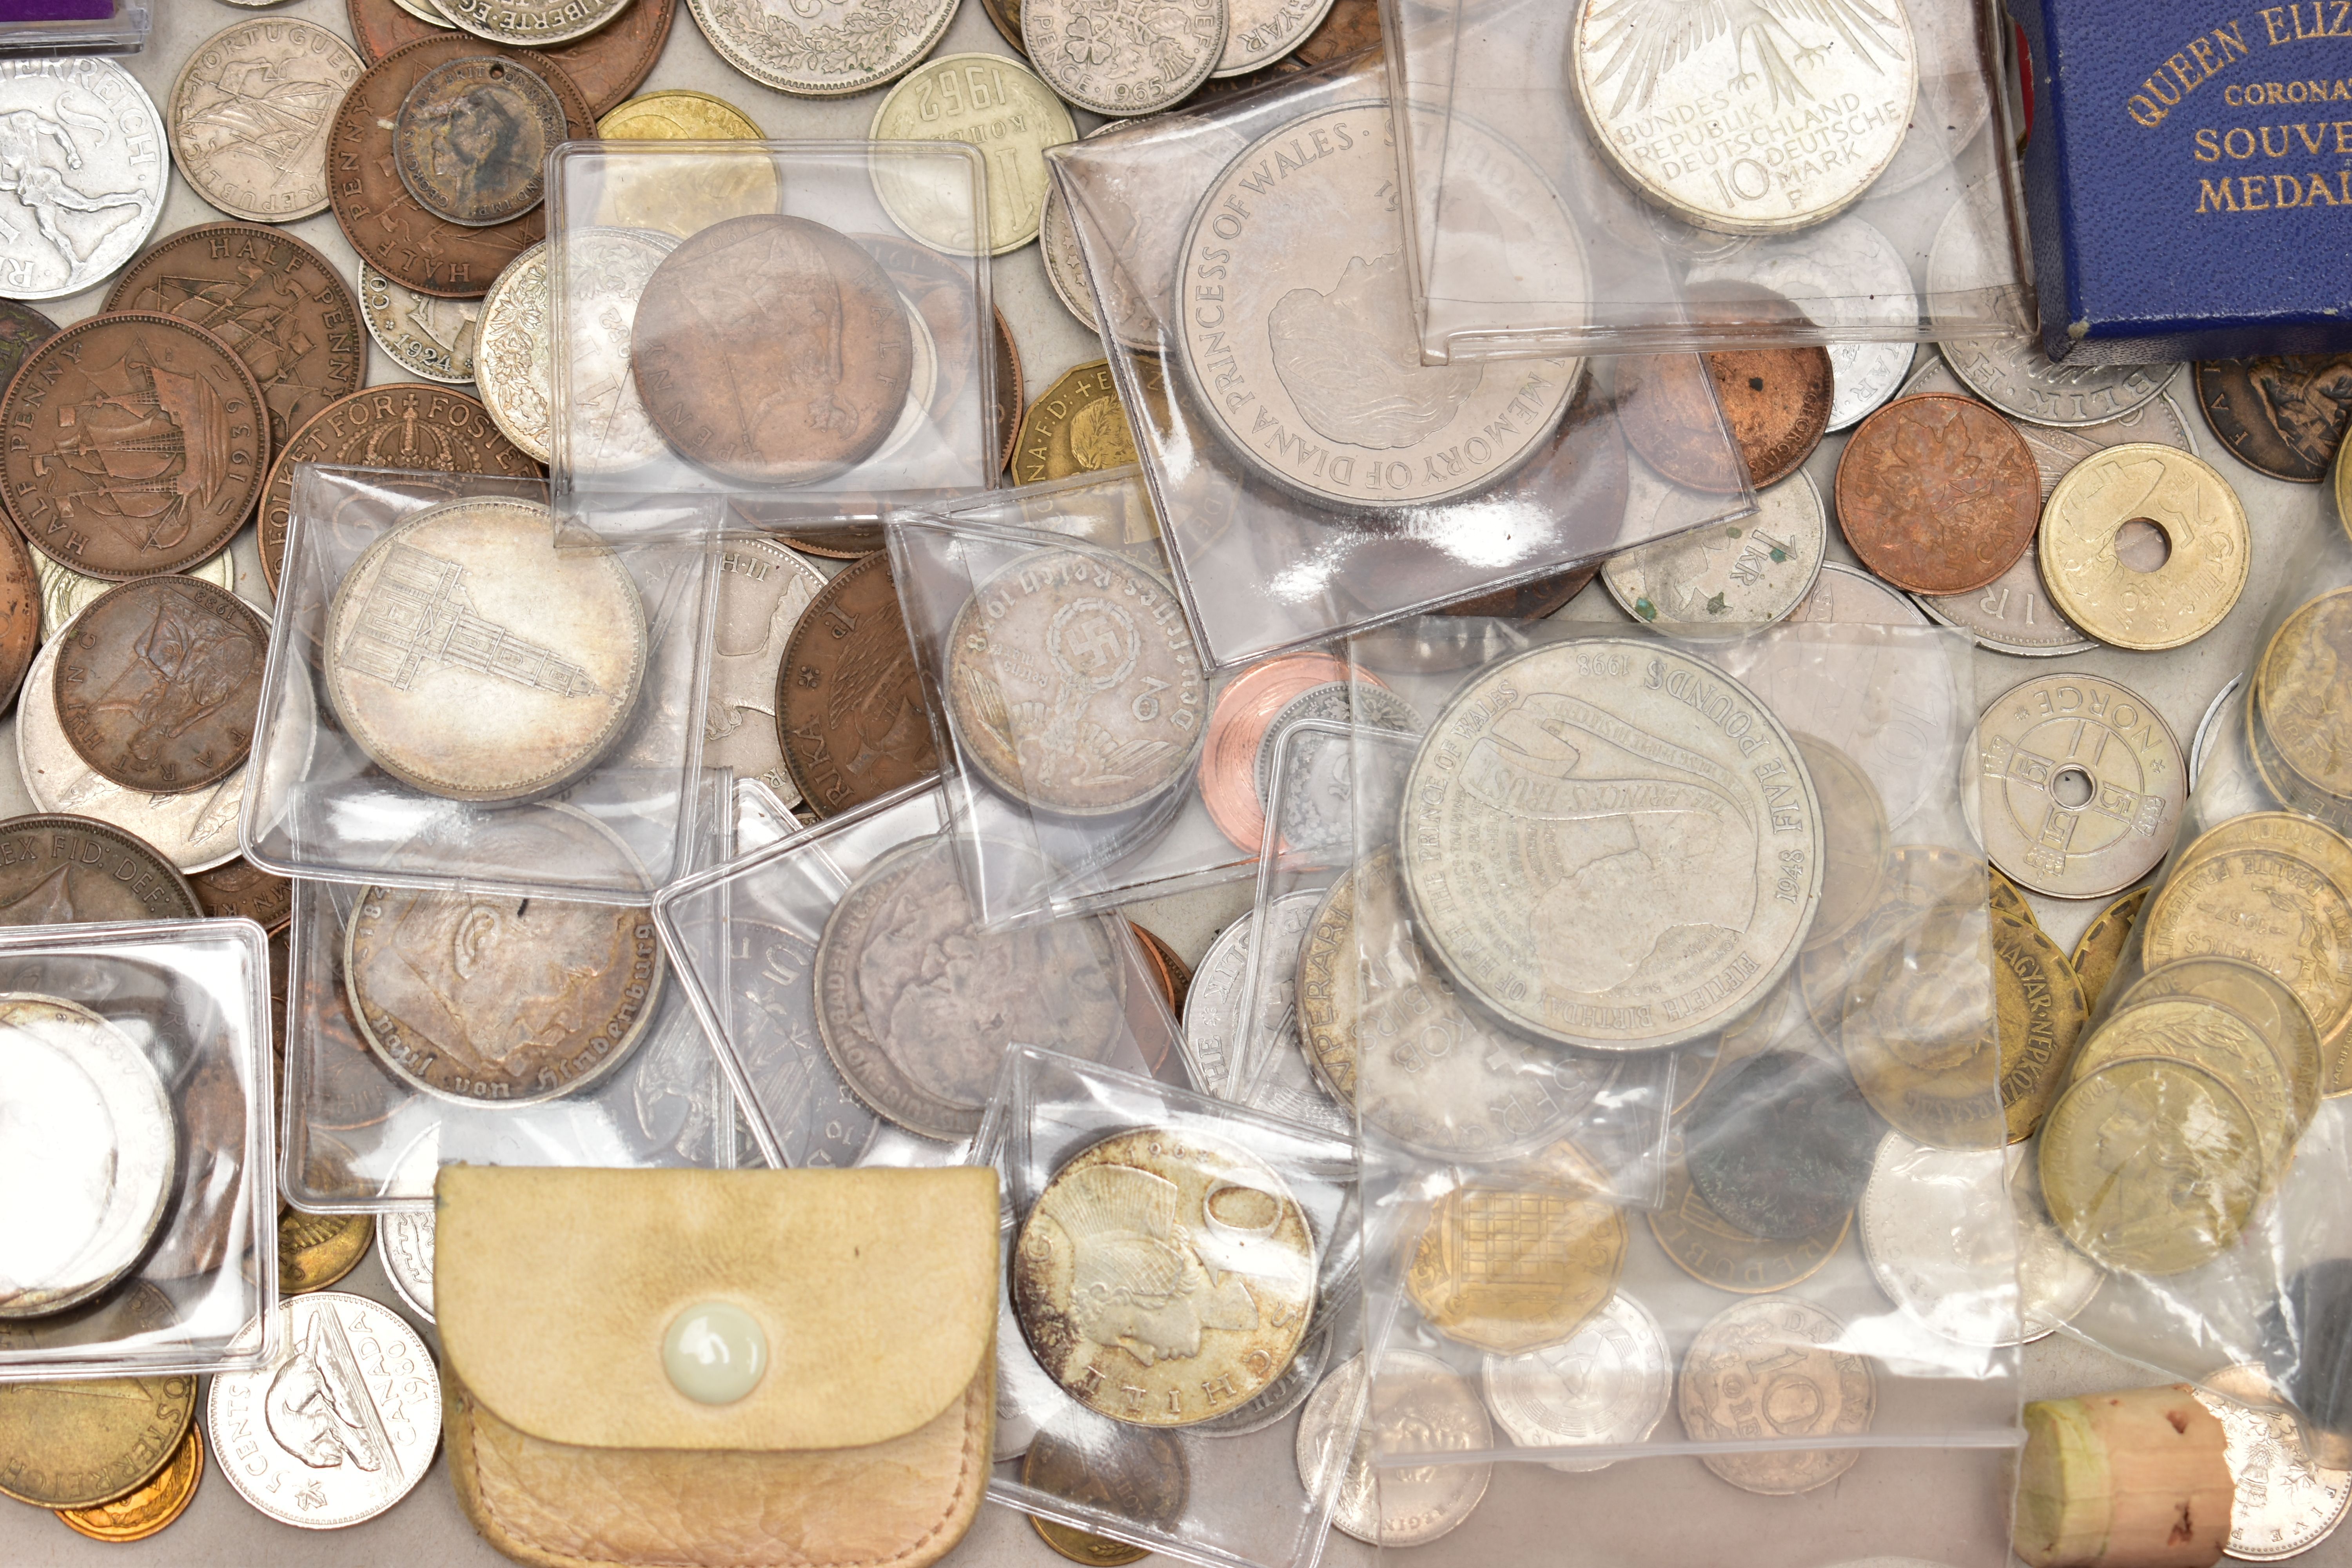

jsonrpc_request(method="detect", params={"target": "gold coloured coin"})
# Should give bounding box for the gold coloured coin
[1989,864,2034,925]
[2256,587,2352,802]
[2249,701,2352,837]
[2039,1056,2265,1275]
[590,89,778,236]
[2039,443,2250,651]
[2070,886,2150,1013]
[2338,437,2352,544]
[1794,733,1887,955]
[1013,359,1149,486]
[1679,1296,1876,1496]
[1645,1152,1848,1295]
[2143,812,2352,1044]
[1405,1143,1626,1355]
[2119,957,2326,1118]
[1994,911,2090,1143]
[0,1363,194,1509]
[2068,1000,2298,1174]
[870,54,1075,256]
[55,1426,201,1543]
[279,1208,374,1294]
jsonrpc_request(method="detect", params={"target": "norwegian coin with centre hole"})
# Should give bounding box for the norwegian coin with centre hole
[1679,1296,1876,1495]
[393,56,567,228]
[1603,471,1826,632]
[1686,1049,1877,1239]
[1025,0,1226,116]
[1297,1350,1490,1546]
[2040,1055,2267,1276]
[438,0,630,46]
[776,552,937,818]
[376,1208,434,1322]
[0,60,166,303]
[704,541,824,813]
[1400,637,1823,1049]
[1968,671,2185,899]
[1180,891,1347,1132]
[870,54,1075,256]
[550,226,675,473]
[2191,1379,2352,1561]
[1837,394,2041,596]
[169,20,362,224]
[686,0,960,98]
[2040,443,2250,652]
[55,577,267,796]
[2194,354,2352,484]
[1480,1292,1670,1472]
[360,263,481,384]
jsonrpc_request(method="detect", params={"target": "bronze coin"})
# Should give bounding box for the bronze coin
[0,815,201,923]
[328,35,594,299]
[345,0,449,65]
[1019,1419,1187,1553]
[394,56,569,228]
[1612,352,1751,493]
[996,307,1024,475]
[346,0,676,116]
[189,857,294,933]
[55,577,267,795]
[777,552,936,818]
[0,313,269,580]
[0,299,57,390]
[258,383,541,594]
[631,214,916,485]
[1189,0,1382,99]
[1704,343,1833,488]
[2194,356,2352,483]
[103,224,366,454]
[979,0,1025,55]
[1836,393,2042,596]
[1435,563,1599,619]
[0,517,40,714]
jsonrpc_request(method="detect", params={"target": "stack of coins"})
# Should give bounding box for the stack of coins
[2247,588,2352,835]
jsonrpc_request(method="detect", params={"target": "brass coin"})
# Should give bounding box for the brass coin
[393,55,570,228]
[1993,910,2090,1143]
[1013,360,1144,486]
[2255,587,2352,801]
[2040,443,2250,651]
[2069,999,2298,1174]
[2143,812,2352,1044]
[2193,356,2352,483]
[54,577,267,796]
[590,88,778,237]
[2070,886,2150,1013]
[1019,1420,1185,1565]
[2040,1056,2265,1276]
[1839,902,2006,1152]
[54,1425,201,1543]
[1645,1151,1848,1295]
[1989,864,2034,925]
[2115,958,2324,1123]
[1405,1142,1626,1355]
[279,1208,374,1293]
[0,1369,194,1510]
[1794,733,1888,955]
[2249,699,2352,838]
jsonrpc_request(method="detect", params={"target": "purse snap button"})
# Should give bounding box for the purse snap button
[663,1302,768,1404]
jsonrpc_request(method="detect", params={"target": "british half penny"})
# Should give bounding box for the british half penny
[55,577,268,795]
[0,314,268,580]
[0,299,56,388]
[777,552,936,818]
[189,857,293,933]
[0,815,201,923]
[1836,393,2041,595]
[2194,355,2352,483]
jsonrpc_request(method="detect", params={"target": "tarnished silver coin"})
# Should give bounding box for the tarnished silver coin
[1603,471,1826,633]
[1183,891,1349,1134]
[1861,1133,2021,1346]
[1679,1296,1875,1495]
[438,0,630,45]
[1968,671,2184,900]
[945,543,1208,818]
[706,540,824,812]
[2192,1376,2352,1561]
[685,0,960,97]
[2191,675,2243,791]
[169,18,361,224]
[1250,683,1419,811]
[1025,0,1226,116]
[207,1292,439,1529]
[1480,1292,1670,1472]
[474,238,551,462]
[1296,1350,1491,1547]
[1038,127,1105,334]
[0,60,167,301]
[392,55,568,228]
[1178,102,1581,510]
[1047,117,1245,351]
[552,227,676,472]
[717,920,880,1170]
[1213,0,1338,75]
[36,546,233,644]
[1686,217,1918,431]
[360,262,480,385]
[376,1208,434,1323]
[1401,638,1823,1050]
[1192,1321,1333,1439]
[1572,0,1916,234]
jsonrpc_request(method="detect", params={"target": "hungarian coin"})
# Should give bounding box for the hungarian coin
[1013,1125,1314,1427]
[0,313,267,581]
[1250,681,1418,811]
[1480,1292,1670,1472]
[1214,0,1339,75]
[2071,886,2150,1013]
[549,226,675,473]
[0,995,176,1319]
[2040,1056,2265,1275]
[716,921,879,1171]
[591,89,777,236]
[1837,394,2041,596]
[2041,444,2250,652]
[2145,812,2352,1044]
[0,60,166,302]
[475,239,552,461]
[1860,1132,2046,1346]
[0,814,201,922]
[169,19,361,224]
[2069,1001,2298,1175]
[688,0,959,97]
[632,215,913,485]
[946,543,1208,818]
[1013,360,1143,486]
[376,1208,434,1321]
[777,552,937,818]
[1572,0,1915,232]
[1182,892,1349,1133]
[2194,355,2352,483]
[1025,0,1225,115]
[1969,671,2184,899]
[1992,911,2091,1143]
[1178,103,1580,510]
[2191,1379,2352,1561]
[2258,588,2352,801]
[439,0,629,45]
[260,383,540,593]
[705,540,824,811]
[278,1209,373,1293]
[1793,734,1887,956]
[2120,958,2324,1118]
[323,496,647,802]
[1679,1296,1875,1495]
[1019,1420,1186,1563]
[392,55,568,228]
[1400,637,1823,1050]
[1297,1350,1490,1546]
[870,54,1076,255]
[55,577,267,796]
[0,518,38,706]
[1686,1049,1876,1239]
[359,263,481,384]
[53,1425,203,1543]
[1687,217,1918,432]
[0,1360,192,1508]
[190,857,293,932]
[207,1292,439,1529]
[1647,1143,1850,1293]
[814,837,1127,1141]
[1406,1145,1627,1355]
[1603,471,1826,631]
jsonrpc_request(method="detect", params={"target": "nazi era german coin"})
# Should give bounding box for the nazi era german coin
[1014,1126,1314,1427]
[0,1332,192,1508]
[53,1425,203,1543]
[1298,1350,1490,1546]
[2040,443,2250,651]
[207,1292,439,1529]
[1603,471,1827,632]
[777,552,938,818]
[0,815,201,922]
[1969,671,2185,899]
[439,0,631,47]
[1400,637,1823,1050]
[55,577,268,795]
[323,496,646,802]
[1837,394,2040,596]
[1679,1296,1875,1495]
[1024,0,1226,116]
[0,59,167,303]
[359,263,481,385]
[2195,355,2352,483]
[688,0,960,97]
[393,54,568,227]
[704,540,824,811]
[1,313,267,581]
[871,54,1076,256]
[1480,1292,1671,1472]
[169,19,362,224]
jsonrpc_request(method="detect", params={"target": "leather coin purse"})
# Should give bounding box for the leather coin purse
[437,1165,998,1568]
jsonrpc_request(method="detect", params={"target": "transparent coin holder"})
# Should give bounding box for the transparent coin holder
[1044,54,1753,670]
[0,918,278,1381]
[544,141,1000,550]
[1381,0,2032,360]
[0,2,149,56]
[974,1045,1363,1568]
[241,465,718,903]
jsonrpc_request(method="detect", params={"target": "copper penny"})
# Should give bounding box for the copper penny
[776,552,936,818]
[1199,651,1361,853]
[259,383,541,594]
[328,36,594,299]
[1436,564,1599,619]
[1704,343,1835,487]
[2194,355,2352,483]
[996,308,1024,475]
[346,0,675,117]
[1612,353,1750,493]
[0,313,268,580]
[55,577,268,795]
[631,214,915,485]
[0,814,200,924]
[189,857,293,933]
[104,223,366,453]
[0,519,39,714]
[393,56,569,229]
[1836,393,2041,596]
[0,299,57,390]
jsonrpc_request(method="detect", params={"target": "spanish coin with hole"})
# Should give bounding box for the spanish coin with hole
[2040,443,2250,652]
[1967,671,2185,899]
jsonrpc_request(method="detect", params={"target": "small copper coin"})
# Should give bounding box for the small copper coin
[259,383,541,594]
[1836,393,2042,595]
[1702,344,1834,488]
[394,56,569,228]
[328,35,594,298]
[0,520,40,714]
[0,314,269,581]
[277,1208,373,1293]
[347,0,675,117]
[0,815,201,924]
[189,858,294,933]
[777,552,936,817]
[54,1425,203,1544]
[2194,355,2352,484]
[996,308,1024,475]
[103,224,366,453]
[0,299,57,389]
[1198,652,1355,853]
[55,577,268,795]
[1435,564,1600,619]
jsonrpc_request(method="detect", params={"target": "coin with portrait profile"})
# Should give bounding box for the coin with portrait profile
[395,55,567,227]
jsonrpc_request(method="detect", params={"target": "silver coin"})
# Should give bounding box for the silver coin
[1191,1320,1333,1437]
[0,60,167,302]
[1025,0,1226,117]
[376,1208,435,1323]
[169,19,360,225]
[2008,1143,2101,1342]
[438,0,629,45]
[1177,102,1581,510]
[554,227,676,474]
[387,0,456,22]
[1479,1293,1670,1472]
[1685,217,1919,431]
[627,998,745,1164]
[207,1291,441,1529]
[1860,1133,2032,1347]
[1400,637,1823,1049]
[1603,470,1828,633]
[1054,118,1247,352]
[1252,683,1419,809]
[1182,890,1348,1134]
[704,541,824,813]
[1679,1296,1875,1495]
[0,995,175,1319]
[36,545,233,644]
[1213,0,1338,74]
[1038,122,1120,334]
[1871,0,1993,196]
[2190,675,2243,792]
[722,920,880,1169]
[991,1289,1063,1462]
[359,262,479,385]
[475,238,551,463]
[1296,1350,1491,1547]
[686,0,960,97]
[2192,1379,2352,1561]
[1967,671,2184,899]
[1571,0,1916,234]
